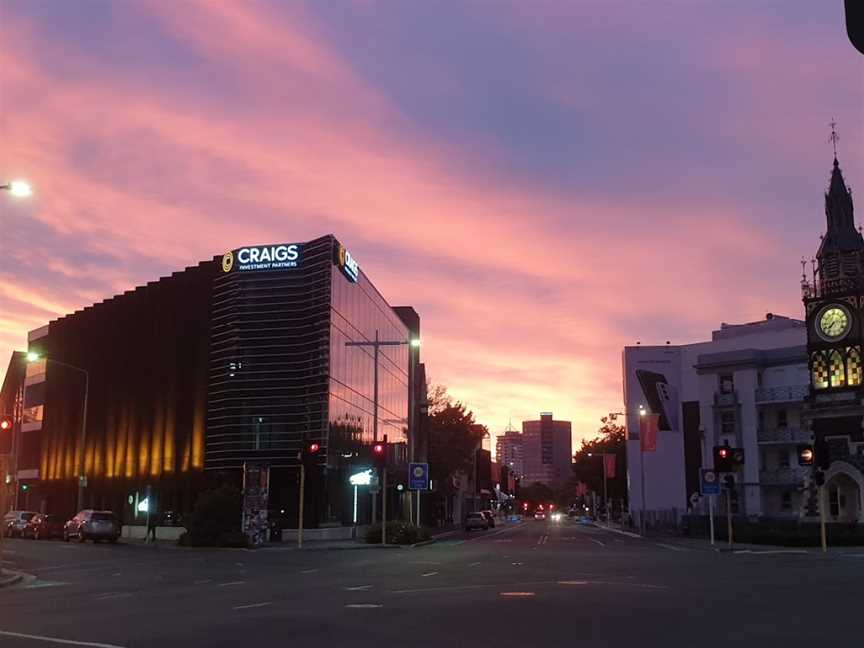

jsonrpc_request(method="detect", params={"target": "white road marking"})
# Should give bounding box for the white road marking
[300,569,319,574]
[233,602,272,611]
[345,603,382,608]
[558,580,590,585]
[24,581,68,590]
[500,591,535,597]
[0,630,126,647]
[655,543,688,552]
[467,562,481,567]
[194,579,213,585]
[733,549,808,555]
[590,539,606,548]
[421,571,439,577]
[111,573,121,577]
[414,561,442,565]
[218,581,246,587]
[511,562,523,566]
[94,592,133,600]
[345,585,374,591]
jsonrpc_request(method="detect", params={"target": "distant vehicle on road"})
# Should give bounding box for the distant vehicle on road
[550,512,563,522]
[464,512,490,531]
[479,510,496,528]
[3,510,38,537]
[579,515,594,525]
[22,513,65,540]
[63,510,121,543]
[533,510,547,521]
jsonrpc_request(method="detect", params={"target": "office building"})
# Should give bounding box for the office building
[495,427,524,479]
[521,413,572,486]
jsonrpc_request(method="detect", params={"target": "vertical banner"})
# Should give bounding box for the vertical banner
[242,462,270,546]
[640,414,659,452]
[604,453,617,479]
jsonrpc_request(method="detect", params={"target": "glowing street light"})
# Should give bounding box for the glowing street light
[1,180,33,198]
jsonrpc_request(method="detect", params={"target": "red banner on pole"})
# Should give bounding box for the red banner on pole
[604,453,617,479]
[640,414,659,452]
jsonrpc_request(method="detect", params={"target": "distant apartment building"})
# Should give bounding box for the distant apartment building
[495,427,524,479]
[521,413,572,486]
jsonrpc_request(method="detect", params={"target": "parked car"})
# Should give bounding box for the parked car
[22,513,65,540]
[479,510,496,528]
[3,510,38,537]
[464,512,490,531]
[63,510,121,543]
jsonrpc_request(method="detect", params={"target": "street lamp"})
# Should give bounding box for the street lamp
[587,451,613,526]
[26,352,89,512]
[1,180,33,198]
[638,405,647,536]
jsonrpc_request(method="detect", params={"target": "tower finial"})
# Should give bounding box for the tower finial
[829,118,839,161]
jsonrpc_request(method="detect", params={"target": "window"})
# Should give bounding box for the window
[811,352,829,389]
[847,347,862,387]
[829,350,846,387]
[719,374,734,394]
[720,411,736,436]
[777,409,788,428]
[781,492,792,511]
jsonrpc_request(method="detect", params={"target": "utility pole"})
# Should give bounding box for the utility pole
[298,463,305,549]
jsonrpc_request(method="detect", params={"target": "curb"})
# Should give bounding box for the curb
[592,523,643,539]
[411,539,437,548]
[0,570,24,589]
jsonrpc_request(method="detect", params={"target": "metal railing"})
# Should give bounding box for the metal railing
[757,427,810,444]
[754,385,809,403]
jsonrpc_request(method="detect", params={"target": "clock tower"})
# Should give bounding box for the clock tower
[802,147,864,525]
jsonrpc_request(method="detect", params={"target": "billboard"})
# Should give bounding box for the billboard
[623,346,682,437]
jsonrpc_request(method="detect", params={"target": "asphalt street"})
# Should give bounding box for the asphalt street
[2,519,863,648]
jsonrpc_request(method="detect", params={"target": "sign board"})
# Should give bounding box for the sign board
[222,244,302,273]
[409,463,429,490]
[700,468,720,495]
[349,469,373,486]
[334,241,360,282]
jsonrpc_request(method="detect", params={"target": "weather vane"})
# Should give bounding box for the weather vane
[829,118,839,159]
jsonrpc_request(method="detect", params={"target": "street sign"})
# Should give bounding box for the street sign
[409,463,429,490]
[700,469,720,495]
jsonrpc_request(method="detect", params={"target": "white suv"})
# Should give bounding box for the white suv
[3,510,39,537]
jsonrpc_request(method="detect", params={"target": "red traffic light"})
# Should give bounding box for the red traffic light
[522,502,528,510]
[308,442,321,454]
[0,416,12,431]
[549,504,555,510]
[372,443,385,455]
[718,447,729,459]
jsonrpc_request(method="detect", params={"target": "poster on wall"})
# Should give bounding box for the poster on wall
[622,346,682,438]
[242,462,270,546]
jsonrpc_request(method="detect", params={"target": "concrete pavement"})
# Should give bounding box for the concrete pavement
[1,519,862,647]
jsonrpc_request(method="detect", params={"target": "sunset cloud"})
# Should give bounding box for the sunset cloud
[1,1,861,445]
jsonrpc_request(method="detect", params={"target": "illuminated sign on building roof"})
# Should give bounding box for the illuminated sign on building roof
[335,242,359,283]
[222,244,302,273]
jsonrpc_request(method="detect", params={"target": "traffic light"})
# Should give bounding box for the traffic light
[20,483,29,492]
[0,413,12,454]
[797,445,814,466]
[731,448,745,466]
[522,502,529,511]
[372,435,388,469]
[299,438,322,468]
[714,445,733,472]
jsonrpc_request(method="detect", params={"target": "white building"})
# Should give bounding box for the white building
[623,314,807,527]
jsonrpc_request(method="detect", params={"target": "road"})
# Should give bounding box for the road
[2,519,863,647]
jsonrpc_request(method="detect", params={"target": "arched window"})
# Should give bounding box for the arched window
[847,347,862,387]
[812,352,829,389]
[830,350,846,388]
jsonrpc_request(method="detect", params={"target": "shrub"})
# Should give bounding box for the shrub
[184,486,244,547]
[365,522,432,545]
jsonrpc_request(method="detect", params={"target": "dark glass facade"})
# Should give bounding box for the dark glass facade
[17,234,413,527]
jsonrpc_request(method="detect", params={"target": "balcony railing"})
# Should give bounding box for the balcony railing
[757,427,810,444]
[759,467,808,486]
[754,385,809,404]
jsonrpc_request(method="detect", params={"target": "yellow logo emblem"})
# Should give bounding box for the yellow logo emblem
[222,250,234,273]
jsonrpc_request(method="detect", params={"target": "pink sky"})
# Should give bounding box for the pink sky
[1,1,862,449]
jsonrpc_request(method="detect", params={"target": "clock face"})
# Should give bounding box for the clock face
[818,305,851,340]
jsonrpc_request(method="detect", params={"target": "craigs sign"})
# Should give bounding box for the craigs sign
[335,242,359,283]
[222,244,302,273]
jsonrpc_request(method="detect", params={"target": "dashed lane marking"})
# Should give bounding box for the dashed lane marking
[0,629,126,647]
[499,592,535,597]
[345,603,383,608]
[345,585,373,591]
[193,579,213,585]
[558,581,590,586]
[23,580,69,590]
[590,539,606,548]
[300,569,319,574]
[233,602,272,611]
[420,571,439,577]
[468,562,481,567]
[218,581,246,587]
[94,592,134,601]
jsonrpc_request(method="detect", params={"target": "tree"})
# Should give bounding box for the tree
[427,385,486,493]
[569,413,627,502]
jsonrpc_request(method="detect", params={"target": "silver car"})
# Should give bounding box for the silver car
[63,510,120,543]
[464,512,489,532]
[3,510,38,537]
